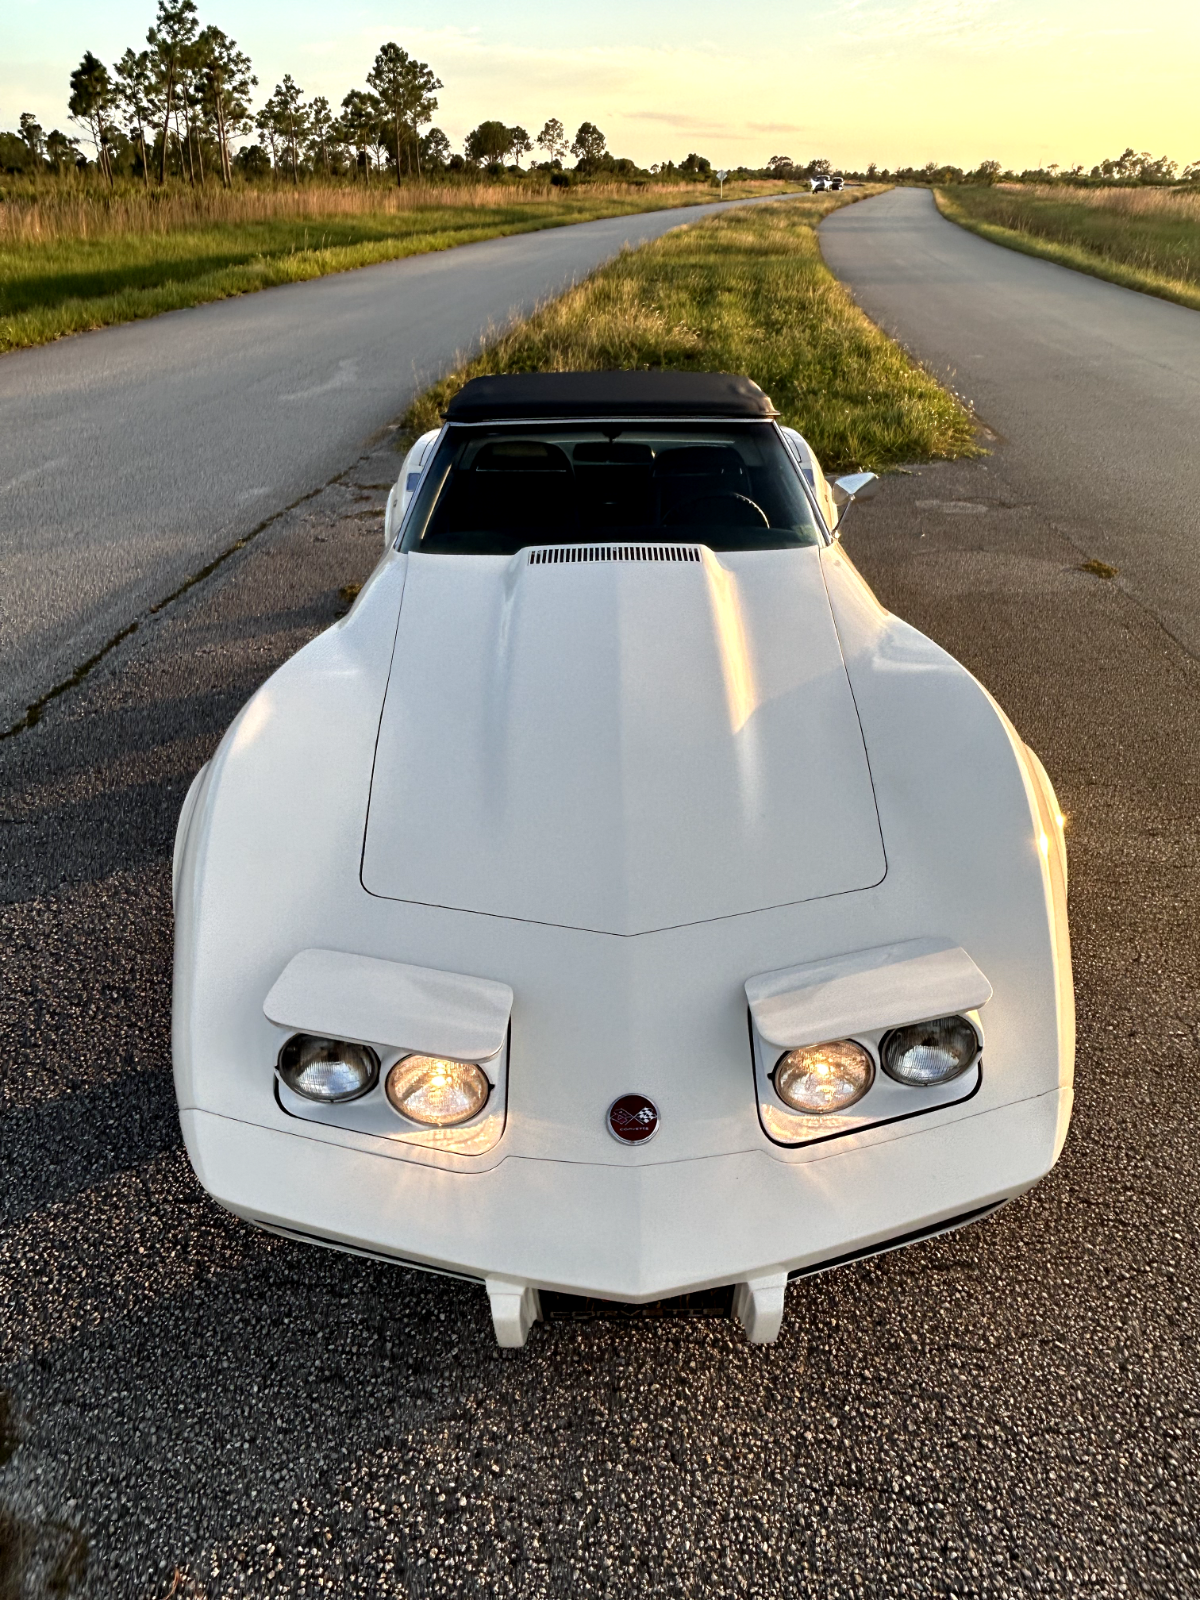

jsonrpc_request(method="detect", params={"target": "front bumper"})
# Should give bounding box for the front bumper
[182,1085,1071,1304]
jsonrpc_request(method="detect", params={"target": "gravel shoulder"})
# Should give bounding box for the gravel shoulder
[1,420,1197,1596]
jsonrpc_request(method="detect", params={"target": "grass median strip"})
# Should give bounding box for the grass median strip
[935,184,1200,312]
[0,179,796,354]
[404,193,977,473]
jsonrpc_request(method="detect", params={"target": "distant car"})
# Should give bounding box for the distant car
[173,371,1073,1347]
[810,175,830,192]
[829,175,845,190]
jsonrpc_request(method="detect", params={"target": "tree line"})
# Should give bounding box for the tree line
[765,152,1198,186]
[5,8,1194,192]
[1,0,746,187]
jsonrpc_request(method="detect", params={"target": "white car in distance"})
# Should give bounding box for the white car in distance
[173,371,1073,1347]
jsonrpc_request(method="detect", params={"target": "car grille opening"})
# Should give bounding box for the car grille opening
[540,1286,735,1321]
[527,544,702,565]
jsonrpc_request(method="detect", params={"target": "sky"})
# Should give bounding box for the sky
[5,0,1198,174]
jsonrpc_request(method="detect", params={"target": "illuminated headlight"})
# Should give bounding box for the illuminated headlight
[278,1034,379,1103]
[386,1055,490,1127]
[881,1015,980,1086]
[773,1039,873,1114]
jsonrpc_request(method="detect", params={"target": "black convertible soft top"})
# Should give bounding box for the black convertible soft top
[442,370,778,422]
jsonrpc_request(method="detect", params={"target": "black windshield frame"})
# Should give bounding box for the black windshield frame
[398,420,828,555]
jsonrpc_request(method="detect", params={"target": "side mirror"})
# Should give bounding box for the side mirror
[830,471,880,531]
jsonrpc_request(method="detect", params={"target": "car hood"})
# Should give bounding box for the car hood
[362,545,885,935]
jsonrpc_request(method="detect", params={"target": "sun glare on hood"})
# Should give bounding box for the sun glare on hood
[703,551,758,734]
[362,547,885,934]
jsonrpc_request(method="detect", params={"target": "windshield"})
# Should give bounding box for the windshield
[400,422,826,555]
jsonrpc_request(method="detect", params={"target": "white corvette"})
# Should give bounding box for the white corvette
[173,371,1073,1346]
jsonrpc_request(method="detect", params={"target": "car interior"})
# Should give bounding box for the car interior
[402,425,826,555]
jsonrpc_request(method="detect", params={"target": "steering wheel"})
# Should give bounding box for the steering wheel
[662,493,770,529]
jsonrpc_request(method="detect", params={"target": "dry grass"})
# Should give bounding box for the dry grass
[0,177,779,248]
[992,182,1200,222]
[937,183,1200,308]
[405,192,978,474]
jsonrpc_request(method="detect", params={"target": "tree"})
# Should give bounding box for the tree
[68,51,116,186]
[571,121,606,167]
[974,158,1002,184]
[465,120,513,165]
[234,142,271,177]
[113,49,157,185]
[175,38,213,186]
[276,75,308,183]
[419,127,452,171]
[1139,153,1177,182]
[259,76,309,182]
[197,26,255,187]
[0,133,34,174]
[19,112,46,164]
[508,126,532,168]
[255,97,279,170]
[680,152,711,176]
[537,118,567,165]
[338,89,382,179]
[366,42,442,182]
[307,96,335,175]
[147,0,199,183]
[45,129,80,172]
[766,154,794,176]
[1095,147,1177,184]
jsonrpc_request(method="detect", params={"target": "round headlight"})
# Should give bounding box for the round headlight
[278,1034,379,1103]
[386,1055,490,1127]
[881,1015,980,1086]
[773,1039,874,1115]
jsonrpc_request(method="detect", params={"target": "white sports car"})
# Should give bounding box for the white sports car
[173,371,1073,1347]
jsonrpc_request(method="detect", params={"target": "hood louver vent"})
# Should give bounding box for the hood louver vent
[528,545,702,566]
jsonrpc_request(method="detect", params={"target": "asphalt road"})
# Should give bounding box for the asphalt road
[0,195,768,733]
[821,186,1200,655]
[1,195,1199,1596]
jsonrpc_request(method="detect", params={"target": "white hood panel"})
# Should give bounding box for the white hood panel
[362,547,884,934]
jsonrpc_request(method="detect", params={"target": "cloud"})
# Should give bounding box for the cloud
[823,0,1071,51]
[630,110,808,137]
[270,25,811,163]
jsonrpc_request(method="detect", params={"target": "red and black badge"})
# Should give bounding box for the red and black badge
[607,1093,659,1144]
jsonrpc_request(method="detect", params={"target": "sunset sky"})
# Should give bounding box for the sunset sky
[6,0,1197,174]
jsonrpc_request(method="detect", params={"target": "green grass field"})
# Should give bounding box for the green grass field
[936,184,1200,311]
[404,192,976,474]
[0,178,797,353]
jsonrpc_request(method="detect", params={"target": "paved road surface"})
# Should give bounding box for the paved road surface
[0,197,765,732]
[1,193,1198,1596]
[822,186,1200,653]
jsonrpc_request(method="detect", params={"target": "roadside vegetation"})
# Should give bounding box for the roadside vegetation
[0,179,795,353]
[936,184,1200,311]
[0,0,814,352]
[404,193,977,475]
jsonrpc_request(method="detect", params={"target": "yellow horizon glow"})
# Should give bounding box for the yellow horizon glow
[8,1,1198,175]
